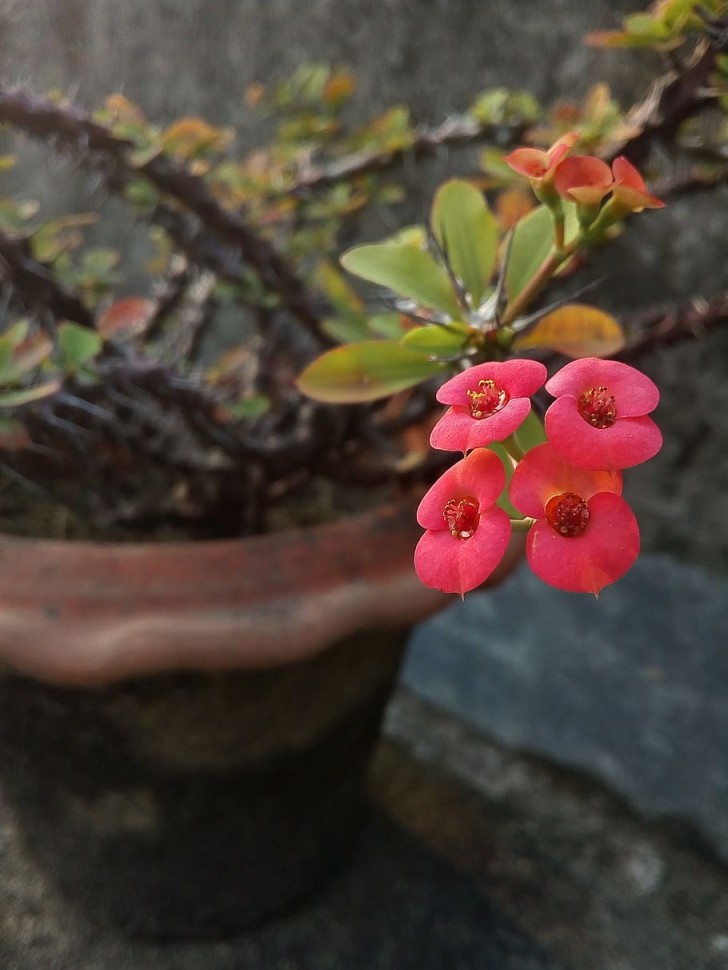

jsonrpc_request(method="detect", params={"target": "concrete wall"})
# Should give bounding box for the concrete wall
[1,0,727,570]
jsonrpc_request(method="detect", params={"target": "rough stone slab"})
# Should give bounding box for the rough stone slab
[403,554,728,860]
[379,690,728,970]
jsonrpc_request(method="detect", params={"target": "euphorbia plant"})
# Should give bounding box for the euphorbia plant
[298,134,666,595]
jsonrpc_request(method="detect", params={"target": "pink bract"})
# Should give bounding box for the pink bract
[505,131,579,185]
[509,442,637,594]
[552,154,664,214]
[414,449,511,595]
[544,357,662,470]
[611,156,665,212]
[430,359,547,452]
[553,155,613,206]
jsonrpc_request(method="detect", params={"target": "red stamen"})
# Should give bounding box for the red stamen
[545,492,590,537]
[578,385,617,429]
[466,379,509,419]
[443,495,480,539]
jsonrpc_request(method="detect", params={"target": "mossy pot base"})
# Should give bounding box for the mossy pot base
[0,631,405,939]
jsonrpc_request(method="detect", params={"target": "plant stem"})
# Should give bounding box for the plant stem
[510,516,535,531]
[501,247,564,327]
[0,228,94,328]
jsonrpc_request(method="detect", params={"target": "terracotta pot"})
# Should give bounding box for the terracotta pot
[0,502,521,939]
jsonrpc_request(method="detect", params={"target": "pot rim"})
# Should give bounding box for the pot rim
[0,501,524,686]
[0,501,445,685]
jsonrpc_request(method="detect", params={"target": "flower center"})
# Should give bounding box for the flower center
[578,385,617,429]
[443,495,480,539]
[545,492,590,537]
[466,379,509,419]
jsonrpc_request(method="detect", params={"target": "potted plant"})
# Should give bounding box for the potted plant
[0,2,726,939]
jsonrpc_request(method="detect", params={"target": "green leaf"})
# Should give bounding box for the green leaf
[2,320,30,347]
[431,179,498,306]
[505,202,579,301]
[367,312,406,339]
[215,396,271,421]
[0,332,53,385]
[513,410,547,455]
[400,324,468,356]
[80,248,120,277]
[0,416,29,450]
[321,316,372,344]
[506,206,552,302]
[57,322,103,374]
[297,340,445,403]
[341,243,462,319]
[0,380,61,408]
[624,13,671,38]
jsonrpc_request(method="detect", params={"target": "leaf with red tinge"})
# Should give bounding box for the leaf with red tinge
[97,298,156,340]
[161,117,233,158]
[0,416,30,451]
[297,341,445,403]
[0,332,53,384]
[0,381,61,407]
[513,304,624,358]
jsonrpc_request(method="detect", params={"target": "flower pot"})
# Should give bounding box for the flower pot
[0,502,450,939]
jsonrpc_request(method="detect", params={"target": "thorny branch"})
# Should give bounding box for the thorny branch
[0,227,94,327]
[281,115,528,195]
[0,87,328,348]
[609,16,728,166]
[618,292,728,361]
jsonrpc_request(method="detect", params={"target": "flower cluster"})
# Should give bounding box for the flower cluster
[415,357,661,596]
[505,133,665,229]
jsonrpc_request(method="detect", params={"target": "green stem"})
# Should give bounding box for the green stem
[502,433,524,461]
[500,234,582,327]
[510,516,535,532]
[551,208,565,251]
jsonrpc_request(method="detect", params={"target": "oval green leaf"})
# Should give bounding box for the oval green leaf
[58,322,103,374]
[505,202,579,302]
[401,324,468,356]
[297,340,445,403]
[431,179,498,307]
[0,380,61,408]
[341,243,461,319]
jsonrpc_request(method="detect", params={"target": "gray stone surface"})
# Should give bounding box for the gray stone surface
[0,775,562,970]
[403,554,728,861]
[380,690,728,970]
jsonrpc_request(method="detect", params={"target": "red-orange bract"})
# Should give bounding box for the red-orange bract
[430,359,547,452]
[414,449,511,595]
[544,357,662,470]
[509,442,639,594]
[553,155,665,214]
[504,131,579,188]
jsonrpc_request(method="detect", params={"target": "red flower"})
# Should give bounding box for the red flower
[553,155,613,206]
[553,154,664,214]
[414,448,511,595]
[610,156,665,213]
[430,359,547,452]
[509,442,638,594]
[544,357,662,470]
[505,131,579,189]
